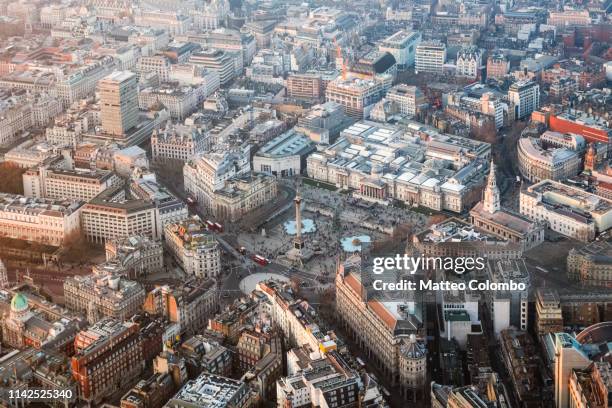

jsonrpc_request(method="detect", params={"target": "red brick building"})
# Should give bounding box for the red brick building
[71,319,144,403]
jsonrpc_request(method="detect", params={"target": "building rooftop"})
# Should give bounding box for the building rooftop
[576,321,612,347]
[518,137,579,165]
[65,268,144,307]
[352,51,396,76]
[487,259,530,285]
[45,167,117,182]
[540,131,585,150]
[0,193,84,217]
[74,318,137,355]
[537,288,561,305]
[255,129,315,158]
[107,235,160,259]
[509,80,538,91]
[470,201,538,236]
[445,310,471,322]
[417,40,446,49]
[417,218,505,243]
[168,373,245,407]
[327,77,383,91]
[312,120,490,195]
[381,30,420,46]
[115,145,146,159]
[165,218,218,249]
[554,110,611,134]
[387,84,422,98]
[140,81,199,97]
[86,185,155,212]
[525,179,612,216]
[500,329,545,401]
[101,71,135,83]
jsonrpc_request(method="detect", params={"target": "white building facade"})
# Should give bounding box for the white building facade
[415,41,446,74]
[0,193,82,246]
[164,220,221,279]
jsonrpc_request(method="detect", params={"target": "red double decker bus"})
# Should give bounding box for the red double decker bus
[252,255,269,266]
[205,220,224,232]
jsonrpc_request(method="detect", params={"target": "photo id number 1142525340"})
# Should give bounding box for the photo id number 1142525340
[8,388,74,401]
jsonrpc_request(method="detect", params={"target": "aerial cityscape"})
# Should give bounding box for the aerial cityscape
[0,0,610,407]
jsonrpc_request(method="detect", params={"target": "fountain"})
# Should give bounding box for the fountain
[340,235,372,252]
[283,219,316,235]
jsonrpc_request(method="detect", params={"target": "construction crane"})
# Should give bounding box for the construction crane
[333,38,347,80]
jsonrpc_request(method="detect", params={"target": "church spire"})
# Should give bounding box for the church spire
[483,159,500,214]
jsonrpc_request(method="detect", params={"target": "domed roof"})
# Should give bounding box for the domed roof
[401,334,426,359]
[11,293,28,313]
